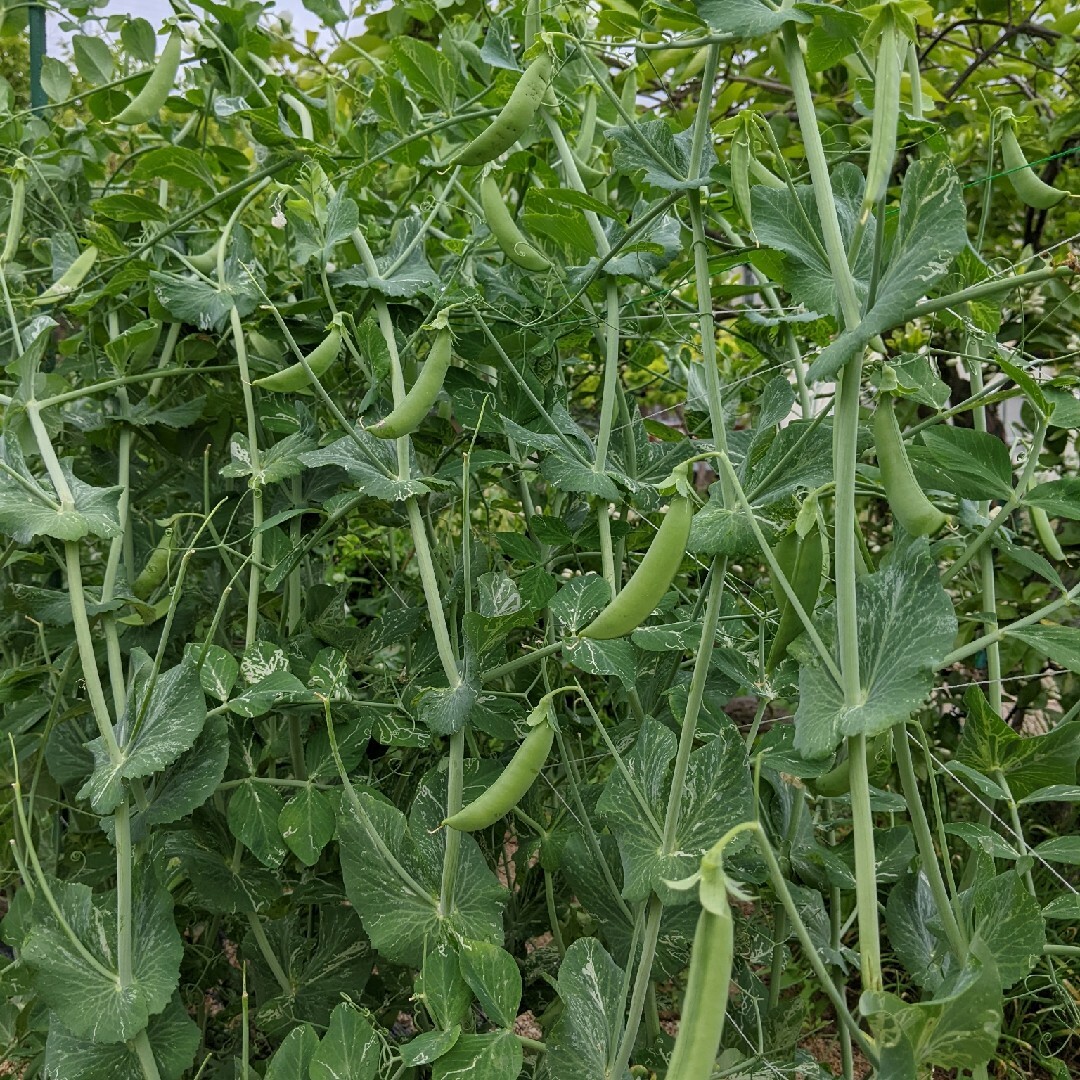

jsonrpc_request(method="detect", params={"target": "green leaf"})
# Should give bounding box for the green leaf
[278,785,336,866]
[861,944,1002,1072]
[480,14,518,70]
[222,430,318,486]
[331,215,439,298]
[432,1032,523,1080]
[1043,894,1080,920]
[420,942,473,1030]
[957,686,1080,799]
[264,1023,320,1080]
[695,0,813,37]
[563,637,638,691]
[550,574,611,634]
[290,187,359,266]
[228,671,314,718]
[72,34,115,84]
[1006,623,1080,673]
[131,146,216,194]
[337,791,505,966]
[247,907,372,1036]
[23,872,182,1044]
[1024,478,1080,520]
[302,0,346,24]
[540,452,622,501]
[971,871,1044,988]
[417,678,480,736]
[402,1026,461,1066]
[794,538,957,759]
[228,780,288,868]
[40,56,73,102]
[44,993,198,1080]
[185,643,238,702]
[596,715,753,902]
[885,871,950,992]
[393,37,457,111]
[806,7,867,70]
[753,164,872,321]
[913,427,1014,501]
[547,938,626,1080]
[81,653,207,814]
[120,17,157,63]
[310,1003,380,1080]
[94,193,169,223]
[808,155,968,381]
[458,941,521,1029]
[607,118,718,190]
[0,436,122,544]
[1033,836,1080,864]
[300,432,430,501]
[129,716,229,840]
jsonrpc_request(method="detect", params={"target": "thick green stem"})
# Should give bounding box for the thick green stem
[133,1030,163,1080]
[246,911,292,995]
[894,726,967,959]
[440,729,465,917]
[610,897,663,1077]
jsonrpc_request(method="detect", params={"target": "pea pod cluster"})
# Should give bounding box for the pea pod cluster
[580,495,694,640]
[873,392,945,537]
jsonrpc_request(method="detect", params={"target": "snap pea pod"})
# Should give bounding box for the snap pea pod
[132,527,174,600]
[1001,121,1069,210]
[443,717,553,832]
[765,524,823,673]
[874,393,945,537]
[114,31,183,126]
[1,165,25,266]
[33,246,98,305]
[1031,506,1065,562]
[580,496,694,640]
[665,842,734,1080]
[369,325,454,439]
[479,174,550,272]
[456,54,552,167]
[253,316,344,394]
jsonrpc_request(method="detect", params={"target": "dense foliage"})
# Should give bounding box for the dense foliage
[2,1,1080,1078]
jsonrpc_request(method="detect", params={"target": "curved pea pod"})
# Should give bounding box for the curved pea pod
[114,31,183,126]
[665,844,734,1080]
[253,317,343,394]
[132,527,174,600]
[765,524,823,674]
[570,152,607,190]
[1031,506,1065,562]
[580,495,694,640]
[748,157,785,189]
[479,174,550,272]
[443,718,554,832]
[1,166,25,266]
[1001,122,1069,210]
[808,756,851,798]
[33,246,98,305]
[873,393,945,538]
[456,54,552,167]
[862,20,901,215]
[186,238,222,273]
[369,326,454,439]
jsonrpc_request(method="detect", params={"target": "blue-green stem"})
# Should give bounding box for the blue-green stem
[785,19,882,995]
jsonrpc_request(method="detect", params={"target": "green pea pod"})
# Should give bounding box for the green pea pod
[133,527,174,600]
[33,245,98,306]
[114,31,183,126]
[369,326,454,439]
[443,718,554,831]
[730,121,755,236]
[580,496,694,640]
[1,167,25,266]
[809,756,851,798]
[862,18,901,216]
[874,393,945,537]
[186,238,222,273]
[479,174,550,272]
[765,525,823,673]
[748,157,785,189]
[1001,122,1069,210]
[666,845,734,1080]
[253,317,343,394]
[570,152,607,190]
[1031,506,1065,562]
[456,54,552,167]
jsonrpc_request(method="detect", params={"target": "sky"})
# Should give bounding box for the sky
[47,0,325,50]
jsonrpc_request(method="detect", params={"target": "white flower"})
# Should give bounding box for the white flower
[271,210,287,229]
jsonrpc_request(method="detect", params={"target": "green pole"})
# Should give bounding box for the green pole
[29,3,47,114]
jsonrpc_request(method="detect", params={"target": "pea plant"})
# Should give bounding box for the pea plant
[2,1,1080,1078]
